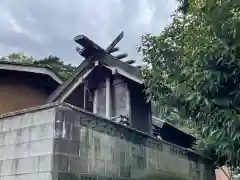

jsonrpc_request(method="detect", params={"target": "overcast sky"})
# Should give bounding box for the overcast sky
[0,0,177,65]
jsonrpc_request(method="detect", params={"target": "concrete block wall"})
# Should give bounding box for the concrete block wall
[53,104,215,180]
[0,108,55,180]
[0,103,216,180]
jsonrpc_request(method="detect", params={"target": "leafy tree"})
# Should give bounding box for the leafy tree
[139,0,240,167]
[0,52,34,63]
[34,55,75,80]
[0,53,75,80]
[232,167,240,180]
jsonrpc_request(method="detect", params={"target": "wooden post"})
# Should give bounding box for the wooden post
[106,77,111,118]
[83,86,86,110]
[93,89,98,114]
[126,85,131,122]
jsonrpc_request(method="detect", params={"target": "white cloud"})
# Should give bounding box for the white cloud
[9,16,22,33]
[0,0,177,64]
[136,0,153,26]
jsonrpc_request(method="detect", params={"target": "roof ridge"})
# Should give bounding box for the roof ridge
[47,34,143,102]
[0,60,52,70]
[0,60,63,84]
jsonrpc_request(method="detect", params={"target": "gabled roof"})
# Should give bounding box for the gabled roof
[47,35,143,102]
[0,61,63,84]
[75,35,142,81]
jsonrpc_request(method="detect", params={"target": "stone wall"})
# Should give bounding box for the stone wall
[0,103,216,180]
[0,107,55,180]
[53,104,215,180]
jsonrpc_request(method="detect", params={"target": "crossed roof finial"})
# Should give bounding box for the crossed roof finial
[75,31,129,60]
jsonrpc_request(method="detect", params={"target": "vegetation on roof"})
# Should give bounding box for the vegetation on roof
[0,52,75,80]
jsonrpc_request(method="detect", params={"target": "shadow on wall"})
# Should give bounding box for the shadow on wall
[136,170,191,180]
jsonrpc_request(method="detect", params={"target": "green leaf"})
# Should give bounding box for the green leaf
[139,0,240,167]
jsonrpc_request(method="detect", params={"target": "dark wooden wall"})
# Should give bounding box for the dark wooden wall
[65,84,85,109]
[129,81,152,133]
[0,71,52,114]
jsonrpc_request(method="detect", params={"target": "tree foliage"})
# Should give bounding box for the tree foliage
[139,0,240,167]
[232,167,240,180]
[0,52,34,63]
[0,52,75,80]
[34,55,75,80]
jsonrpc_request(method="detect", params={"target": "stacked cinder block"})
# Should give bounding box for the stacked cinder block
[0,103,215,180]
[0,108,55,180]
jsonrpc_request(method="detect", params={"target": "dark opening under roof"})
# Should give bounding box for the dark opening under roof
[152,116,197,149]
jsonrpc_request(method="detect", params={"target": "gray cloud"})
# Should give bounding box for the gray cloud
[0,0,177,65]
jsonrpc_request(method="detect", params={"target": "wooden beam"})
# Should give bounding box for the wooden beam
[93,89,98,114]
[105,31,124,53]
[124,60,136,65]
[74,35,143,83]
[76,46,83,54]
[59,68,94,102]
[114,53,128,60]
[106,77,111,118]
[59,77,83,102]
[109,47,120,54]
[104,66,143,84]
